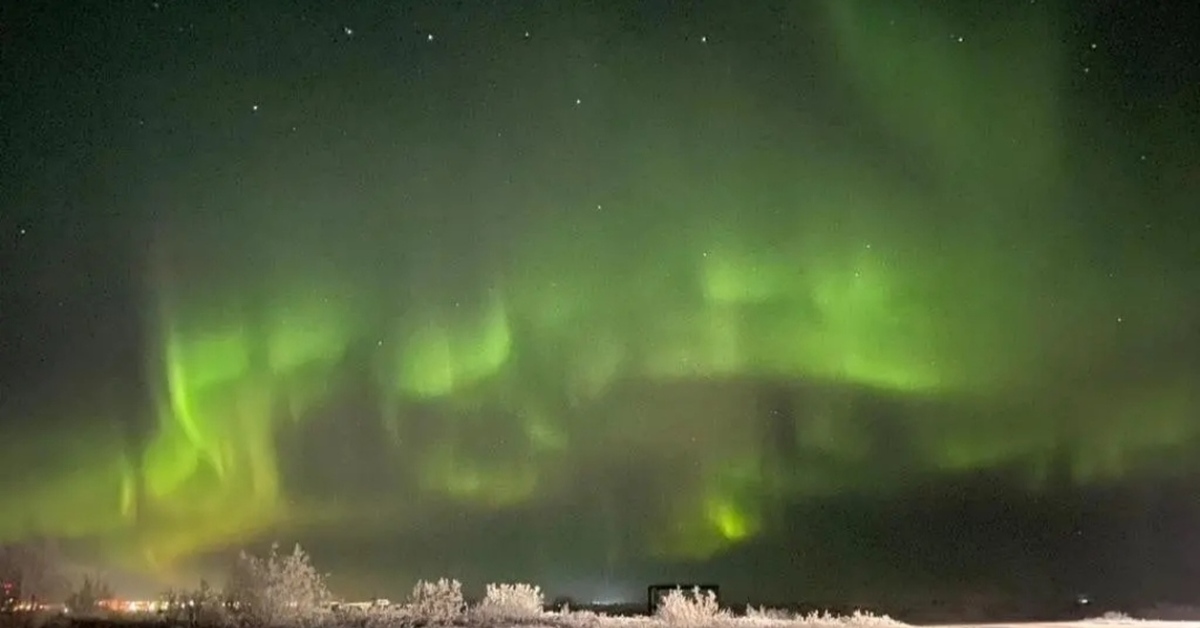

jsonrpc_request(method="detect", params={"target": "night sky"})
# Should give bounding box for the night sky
[3,0,1200,608]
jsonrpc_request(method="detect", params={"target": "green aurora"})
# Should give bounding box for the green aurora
[2,0,1198,590]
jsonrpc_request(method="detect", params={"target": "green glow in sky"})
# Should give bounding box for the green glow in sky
[1,0,1196,583]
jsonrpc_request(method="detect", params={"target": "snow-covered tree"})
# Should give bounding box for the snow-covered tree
[745,605,793,621]
[405,578,464,624]
[162,579,228,627]
[0,540,68,604]
[474,582,545,621]
[191,578,230,626]
[66,575,113,614]
[224,543,331,627]
[655,588,727,625]
[159,588,192,624]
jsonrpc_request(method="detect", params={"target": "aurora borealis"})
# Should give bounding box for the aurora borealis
[3,0,1200,606]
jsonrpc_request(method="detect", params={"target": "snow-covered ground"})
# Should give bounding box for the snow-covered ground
[342,616,1200,628]
[33,568,1200,628]
[14,606,1200,628]
[922,624,1200,628]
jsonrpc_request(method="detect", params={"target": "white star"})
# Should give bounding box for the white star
[575,98,582,105]
[427,33,434,42]
[343,26,354,37]
[700,35,707,43]
[251,104,259,112]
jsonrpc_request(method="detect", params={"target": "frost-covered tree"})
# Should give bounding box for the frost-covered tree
[655,588,727,625]
[191,578,230,626]
[159,588,193,624]
[66,575,113,614]
[162,579,228,627]
[405,578,464,624]
[0,540,68,604]
[745,605,793,621]
[474,583,544,621]
[224,543,331,627]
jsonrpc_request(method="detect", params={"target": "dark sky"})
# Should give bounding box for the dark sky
[2,0,1200,607]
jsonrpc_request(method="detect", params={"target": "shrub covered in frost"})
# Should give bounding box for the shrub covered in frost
[161,580,229,627]
[406,578,465,624]
[745,605,793,621]
[224,543,331,628]
[655,588,728,625]
[545,608,606,628]
[474,583,545,621]
[841,610,902,626]
[363,604,417,628]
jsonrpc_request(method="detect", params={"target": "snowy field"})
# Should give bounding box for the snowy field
[919,624,1200,628]
[193,586,1200,628]
[10,550,1198,628]
[354,614,1200,628]
[8,596,1200,628]
[8,616,1200,628]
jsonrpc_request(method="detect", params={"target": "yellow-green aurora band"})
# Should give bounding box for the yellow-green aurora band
[2,0,1196,575]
